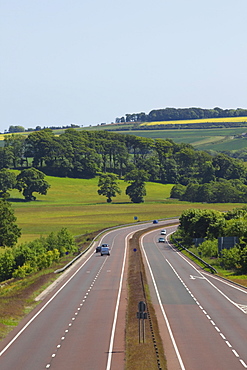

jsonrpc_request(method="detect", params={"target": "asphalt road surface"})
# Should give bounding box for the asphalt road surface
[0,220,173,370]
[141,226,247,370]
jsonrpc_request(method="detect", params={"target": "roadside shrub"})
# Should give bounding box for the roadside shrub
[197,239,218,258]
[220,245,247,273]
[0,249,15,281]
[12,263,35,278]
[0,228,78,282]
[36,249,60,270]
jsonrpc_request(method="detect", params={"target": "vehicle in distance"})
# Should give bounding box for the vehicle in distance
[96,243,109,253]
[101,246,110,256]
[153,220,159,224]
[160,229,166,235]
[158,237,165,243]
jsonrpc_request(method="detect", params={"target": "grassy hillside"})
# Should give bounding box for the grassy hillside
[2,121,247,152]
[9,175,241,243]
[105,127,247,151]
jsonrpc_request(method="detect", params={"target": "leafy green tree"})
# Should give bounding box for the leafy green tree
[15,167,50,201]
[0,200,21,247]
[98,173,121,203]
[0,169,16,198]
[125,169,149,203]
[170,184,186,199]
[0,249,15,280]
[179,208,225,239]
[224,206,247,220]
[4,134,26,168]
[54,228,77,256]
[181,183,200,202]
[223,218,247,238]
[24,129,55,167]
[0,147,13,169]
[197,239,218,258]
[125,181,146,203]
[8,125,25,133]
[160,158,179,184]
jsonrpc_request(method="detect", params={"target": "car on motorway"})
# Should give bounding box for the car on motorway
[160,229,166,235]
[158,237,165,243]
[96,243,109,253]
[101,243,109,248]
[101,246,110,256]
[153,220,159,224]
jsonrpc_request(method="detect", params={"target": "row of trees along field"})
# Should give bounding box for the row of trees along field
[1,128,247,188]
[174,207,247,274]
[115,107,247,123]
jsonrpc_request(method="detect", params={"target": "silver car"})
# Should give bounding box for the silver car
[101,246,110,256]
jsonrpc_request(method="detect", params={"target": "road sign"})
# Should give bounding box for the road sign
[137,301,147,343]
[138,301,146,313]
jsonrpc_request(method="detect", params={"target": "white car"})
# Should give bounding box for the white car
[158,237,165,243]
[101,246,110,256]
[160,229,166,235]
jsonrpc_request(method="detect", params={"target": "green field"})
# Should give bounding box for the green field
[111,127,247,151]
[9,175,241,243]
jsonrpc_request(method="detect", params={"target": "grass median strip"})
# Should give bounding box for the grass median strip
[126,228,167,370]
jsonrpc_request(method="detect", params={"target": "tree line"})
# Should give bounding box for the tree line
[115,107,247,123]
[1,128,247,203]
[174,207,247,274]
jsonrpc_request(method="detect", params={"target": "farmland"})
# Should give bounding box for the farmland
[109,127,247,151]
[141,116,247,126]
[9,175,241,243]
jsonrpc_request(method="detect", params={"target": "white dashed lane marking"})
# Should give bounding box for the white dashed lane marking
[45,258,108,369]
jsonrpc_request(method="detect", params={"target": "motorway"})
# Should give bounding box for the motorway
[0,220,172,370]
[142,226,247,370]
[1,220,247,370]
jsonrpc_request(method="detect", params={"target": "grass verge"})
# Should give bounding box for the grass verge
[0,253,79,341]
[125,227,167,370]
[173,243,247,287]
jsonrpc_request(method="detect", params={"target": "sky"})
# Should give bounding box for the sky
[1,0,247,132]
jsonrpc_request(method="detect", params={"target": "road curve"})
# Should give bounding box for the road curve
[141,226,247,370]
[0,220,173,370]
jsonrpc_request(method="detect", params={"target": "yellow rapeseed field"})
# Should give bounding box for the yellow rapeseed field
[141,116,247,126]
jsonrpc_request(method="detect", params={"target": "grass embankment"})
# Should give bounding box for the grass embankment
[0,230,98,341]
[126,227,167,370]
[173,243,247,287]
[0,255,73,340]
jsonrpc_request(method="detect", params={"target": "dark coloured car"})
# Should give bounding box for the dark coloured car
[153,220,159,224]
[96,245,101,253]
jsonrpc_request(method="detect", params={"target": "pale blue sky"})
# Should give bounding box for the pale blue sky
[1,0,247,132]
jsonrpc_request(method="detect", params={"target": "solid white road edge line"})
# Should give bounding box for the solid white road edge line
[0,249,96,357]
[106,231,131,370]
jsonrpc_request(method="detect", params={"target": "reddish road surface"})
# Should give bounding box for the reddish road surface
[0,221,172,370]
[1,219,246,370]
[142,226,247,370]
